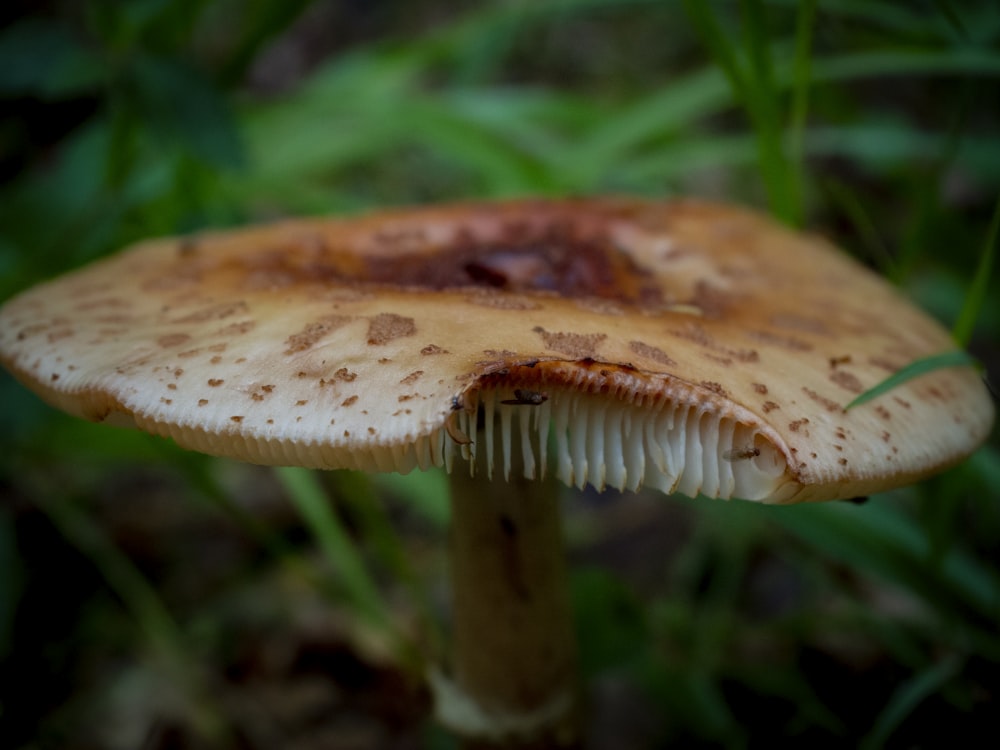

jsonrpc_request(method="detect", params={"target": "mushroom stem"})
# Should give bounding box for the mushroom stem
[439,468,580,747]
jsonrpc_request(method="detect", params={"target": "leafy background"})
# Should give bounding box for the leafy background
[0,1,998,748]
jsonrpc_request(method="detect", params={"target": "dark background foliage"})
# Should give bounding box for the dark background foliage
[0,1,998,748]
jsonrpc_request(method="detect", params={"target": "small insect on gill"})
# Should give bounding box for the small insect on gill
[445,391,475,445]
[723,446,761,461]
[501,389,549,406]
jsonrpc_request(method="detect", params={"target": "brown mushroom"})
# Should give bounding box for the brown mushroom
[0,198,993,745]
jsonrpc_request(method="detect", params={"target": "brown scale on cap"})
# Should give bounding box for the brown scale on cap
[0,198,992,502]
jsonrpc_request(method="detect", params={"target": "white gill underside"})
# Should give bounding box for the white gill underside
[164,385,789,501]
[369,387,786,502]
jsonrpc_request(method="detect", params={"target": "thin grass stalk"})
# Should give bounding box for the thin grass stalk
[683,0,798,222]
[37,492,226,741]
[823,177,896,275]
[739,0,798,223]
[275,467,398,639]
[952,194,1000,347]
[787,0,816,226]
[331,471,447,662]
[861,654,964,749]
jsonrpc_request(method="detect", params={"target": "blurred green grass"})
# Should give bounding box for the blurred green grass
[1,1,998,748]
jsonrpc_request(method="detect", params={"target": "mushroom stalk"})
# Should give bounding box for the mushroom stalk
[439,468,580,747]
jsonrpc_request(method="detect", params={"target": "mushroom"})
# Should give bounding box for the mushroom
[0,198,993,745]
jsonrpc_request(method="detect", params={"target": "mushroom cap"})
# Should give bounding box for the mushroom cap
[0,198,992,503]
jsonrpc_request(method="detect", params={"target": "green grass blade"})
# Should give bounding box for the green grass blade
[769,501,1000,650]
[37,492,227,738]
[217,0,316,85]
[861,654,964,749]
[683,0,799,222]
[373,470,451,530]
[803,126,1000,177]
[403,97,552,195]
[787,0,817,223]
[165,454,346,598]
[275,466,391,631]
[682,1,747,97]
[612,124,1000,191]
[931,0,969,38]
[823,177,896,276]
[40,494,181,657]
[331,471,445,659]
[845,351,981,410]
[952,194,1000,346]
[810,47,1000,80]
[562,66,731,187]
[740,0,798,223]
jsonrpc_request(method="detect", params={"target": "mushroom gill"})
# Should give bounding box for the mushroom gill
[455,384,790,502]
